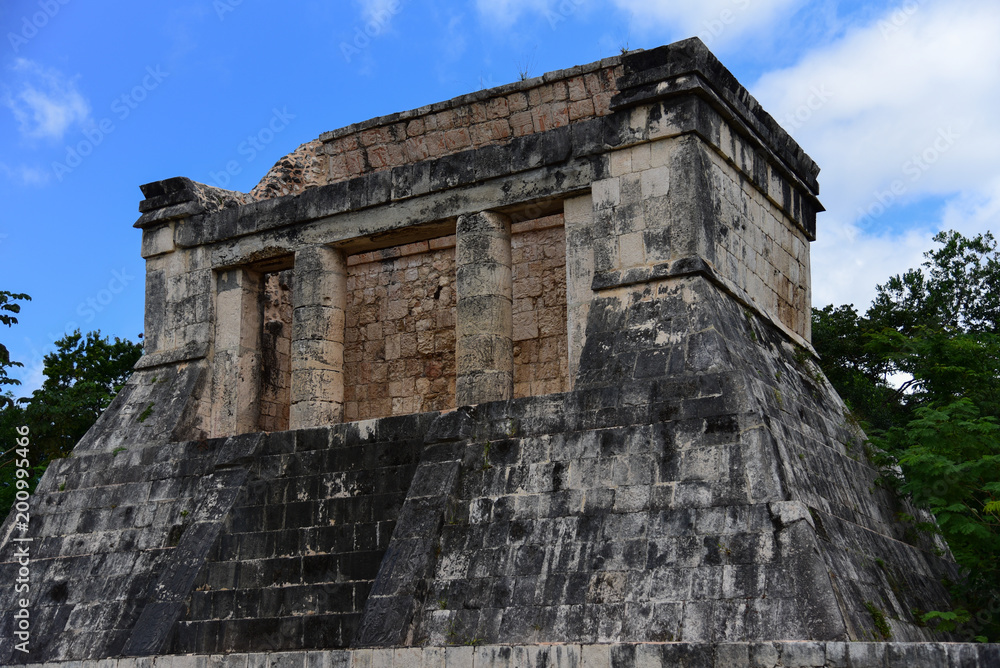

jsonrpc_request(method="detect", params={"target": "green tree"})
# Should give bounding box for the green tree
[0,291,31,404]
[813,230,1000,641]
[0,330,142,518]
[22,330,143,462]
[811,303,900,431]
[868,230,1000,335]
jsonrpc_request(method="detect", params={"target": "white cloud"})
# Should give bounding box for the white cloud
[475,0,553,27]
[3,59,91,141]
[20,358,45,398]
[474,0,597,31]
[749,0,1000,310]
[609,0,805,47]
[810,220,935,311]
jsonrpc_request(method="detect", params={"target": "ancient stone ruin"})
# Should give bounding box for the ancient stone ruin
[2,38,997,667]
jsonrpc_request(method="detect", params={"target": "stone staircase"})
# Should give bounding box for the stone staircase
[168,421,427,653]
[0,415,433,663]
[0,438,224,662]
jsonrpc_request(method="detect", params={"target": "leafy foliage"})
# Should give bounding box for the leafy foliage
[868,230,1000,335]
[0,330,142,518]
[812,303,900,432]
[0,291,31,403]
[813,230,1000,641]
[21,330,143,462]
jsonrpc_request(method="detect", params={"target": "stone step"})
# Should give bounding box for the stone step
[18,500,195,540]
[171,612,361,653]
[183,581,372,621]
[204,521,395,563]
[45,444,223,491]
[223,498,399,533]
[192,551,384,594]
[240,465,417,506]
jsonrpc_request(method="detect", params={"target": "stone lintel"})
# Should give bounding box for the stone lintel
[133,341,210,370]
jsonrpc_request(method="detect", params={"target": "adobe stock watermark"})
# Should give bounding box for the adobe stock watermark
[9,425,33,654]
[213,0,243,21]
[856,125,960,228]
[340,0,403,63]
[51,66,169,181]
[207,107,295,189]
[781,84,833,132]
[7,0,72,53]
[698,0,752,47]
[879,0,922,39]
[75,267,136,323]
[544,0,586,30]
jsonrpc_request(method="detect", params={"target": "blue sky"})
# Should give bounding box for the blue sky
[1,0,998,395]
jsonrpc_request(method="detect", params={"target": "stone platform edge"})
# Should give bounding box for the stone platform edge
[16,642,1000,668]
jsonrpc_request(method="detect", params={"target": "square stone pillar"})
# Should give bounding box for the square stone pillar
[211,268,263,437]
[290,244,347,428]
[456,211,513,405]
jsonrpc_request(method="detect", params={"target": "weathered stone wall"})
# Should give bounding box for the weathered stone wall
[320,67,619,187]
[388,275,952,648]
[341,217,569,420]
[512,215,569,398]
[590,132,812,344]
[245,61,621,205]
[343,239,457,421]
[705,134,812,339]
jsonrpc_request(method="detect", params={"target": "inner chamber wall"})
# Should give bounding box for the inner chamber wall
[339,214,570,422]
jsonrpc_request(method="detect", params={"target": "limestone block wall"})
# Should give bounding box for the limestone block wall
[244,57,622,205]
[340,215,571,422]
[512,215,569,398]
[589,131,814,344]
[343,239,457,421]
[704,130,812,340]
[320,67,619,187]
[142,247,213,356]
[589,139,679,277]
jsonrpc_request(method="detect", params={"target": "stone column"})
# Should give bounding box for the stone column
[211,268,263,437]
[455,211,513,405]
[290,244,347,428]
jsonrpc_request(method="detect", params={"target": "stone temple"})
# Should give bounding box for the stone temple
[2,38,997,667]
